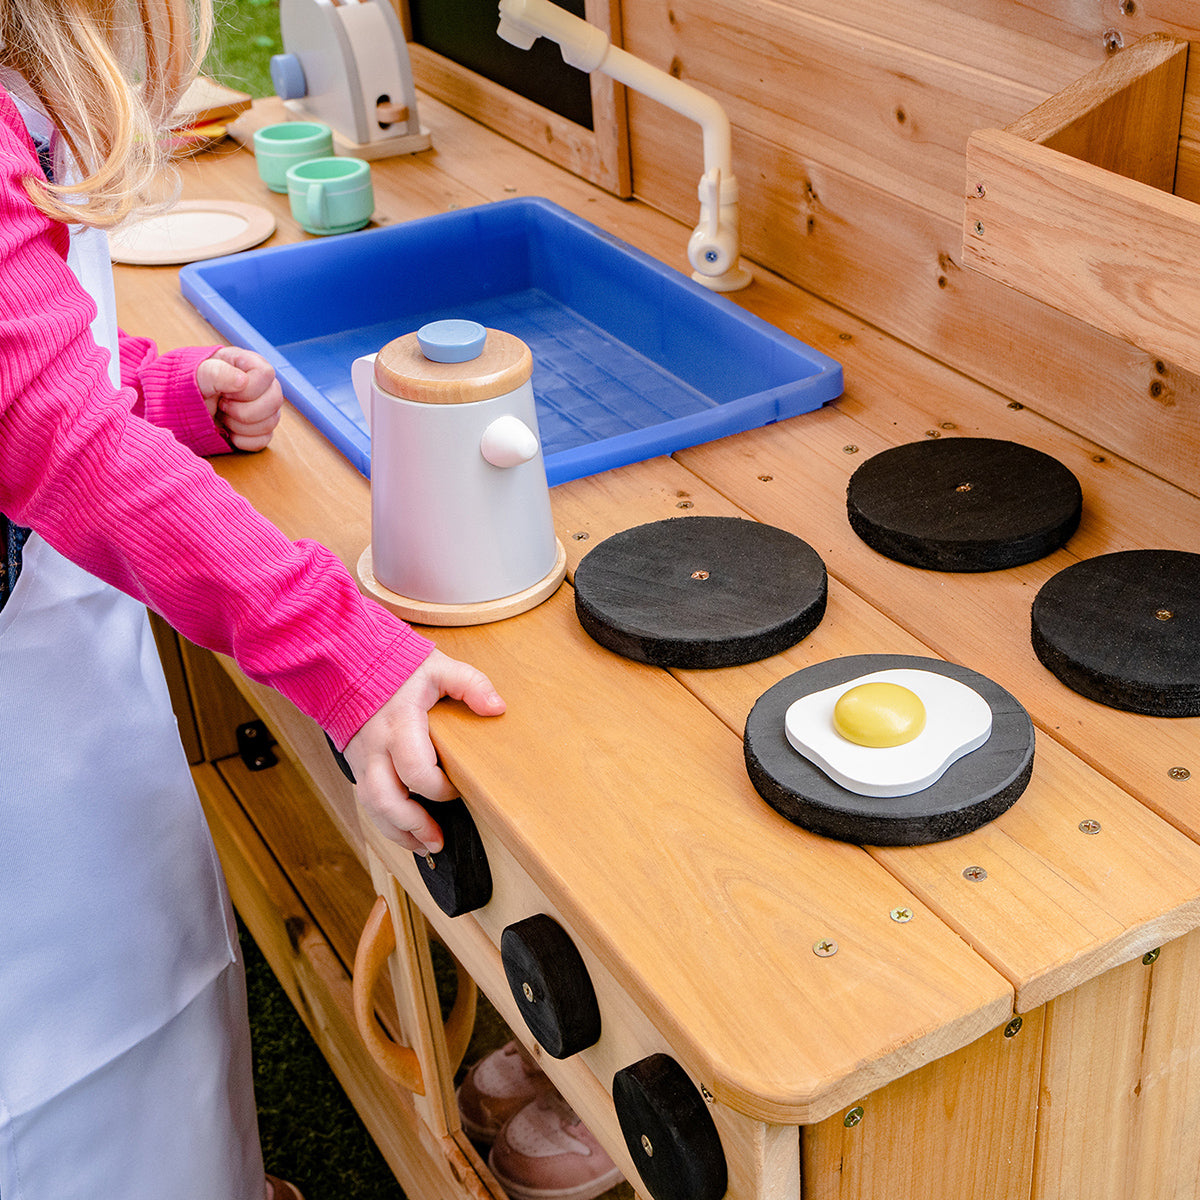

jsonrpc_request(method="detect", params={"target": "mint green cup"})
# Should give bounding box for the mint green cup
[252,121,334,193]
[285,157,374,236]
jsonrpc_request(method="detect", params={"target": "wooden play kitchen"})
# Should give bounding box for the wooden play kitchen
[127,4,1200,1198]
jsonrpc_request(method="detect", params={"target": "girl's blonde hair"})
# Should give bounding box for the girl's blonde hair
[0,0,212,227]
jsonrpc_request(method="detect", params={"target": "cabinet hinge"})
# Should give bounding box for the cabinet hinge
[236,720,277,771]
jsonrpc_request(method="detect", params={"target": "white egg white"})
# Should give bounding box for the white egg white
[784,668,992,798]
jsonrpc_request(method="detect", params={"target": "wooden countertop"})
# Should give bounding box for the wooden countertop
[116,96,1200,1126]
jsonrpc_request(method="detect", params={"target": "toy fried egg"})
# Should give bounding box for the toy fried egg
[783,668,993,797]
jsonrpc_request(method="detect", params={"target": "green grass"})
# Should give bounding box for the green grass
[205,0,283,97]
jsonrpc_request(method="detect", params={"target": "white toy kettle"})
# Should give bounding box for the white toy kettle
[353,319,566,625]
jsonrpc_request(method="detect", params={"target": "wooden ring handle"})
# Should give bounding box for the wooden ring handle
[352,895,477,1092]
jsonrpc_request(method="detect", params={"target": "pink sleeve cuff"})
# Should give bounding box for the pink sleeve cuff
[120,335,231,456]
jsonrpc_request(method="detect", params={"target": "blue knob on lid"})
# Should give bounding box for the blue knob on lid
[417,319,487,363]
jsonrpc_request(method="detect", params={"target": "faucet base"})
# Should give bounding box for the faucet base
[692,263,754,292]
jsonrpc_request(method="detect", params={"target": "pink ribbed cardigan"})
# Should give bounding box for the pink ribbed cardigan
[0,88,434,749]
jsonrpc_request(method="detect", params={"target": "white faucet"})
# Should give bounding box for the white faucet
[497,0,753,292]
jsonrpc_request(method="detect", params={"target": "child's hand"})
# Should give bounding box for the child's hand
[344,650,506,853]
[197,346,284,451]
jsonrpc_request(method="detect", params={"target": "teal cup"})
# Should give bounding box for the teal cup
[285,157,374,236]
[252,121,334,193]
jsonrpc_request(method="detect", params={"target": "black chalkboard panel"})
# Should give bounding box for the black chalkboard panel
[409,0,594,129]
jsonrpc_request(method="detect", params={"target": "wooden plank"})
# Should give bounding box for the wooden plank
[192,761,505,1200]
[421,586,1013,1125]
[963,126,1200,381]
[550,457,1200,1012]
[801,1011,1043,1200]
[218,663,369,865]
[677,408,1200,847]
[621,0,1054,219]
[1125,927,1200,1199]
[148,613,203,764]
[216,751,376,967]
[1007,33,1188,189]
[369,812,805,1199]
[178,638,258,762]
[367,850,465,1137]
[1031,929,1200,1200]
[119,92,1200,500]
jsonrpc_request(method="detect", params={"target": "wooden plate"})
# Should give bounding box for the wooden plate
[573,516,827,668]
[847,437,1082,571]
[1032,549,1200,715]
[744,654,1034,845]
[108,199,275,266]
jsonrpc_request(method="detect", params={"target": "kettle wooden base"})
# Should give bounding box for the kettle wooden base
[357,540,567,626]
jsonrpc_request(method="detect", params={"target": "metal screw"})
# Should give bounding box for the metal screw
[844,1106,864,1127]
[1103,28,1124,52]
[890,907,914,923]
[640,1134,654,1157]
[572,531,589,541]
[963,865,988,882]
[973,220,985,236]
[676,500,694,509]
[974,183,986,198]
[1004,1016,1023,1038]
[758,474,774,482]
[843,444,859,454]
[1144,948,1161,965]
[813,938,839,957]
[940,421,957,430]
[701,1085,714,1103]
[1078,819,1102,835]
[1169,767,1191,781]
[691,570,710,580]
[1156,609,1174,621]
[704,248,720,263]
[925,429,941,438]
[956,482,973,492]
[1008,401,1024,410]
[522,981,535,1002]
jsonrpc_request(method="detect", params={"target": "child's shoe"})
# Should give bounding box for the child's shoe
[265,1177,305,1200]
[457,1040,557,1147]
[487,1092,623,1200]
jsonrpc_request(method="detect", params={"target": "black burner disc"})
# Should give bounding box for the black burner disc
[744,654,1034,846]
[1032,549,1200,716]
[573,516,827,668]
[847,438,1082,571]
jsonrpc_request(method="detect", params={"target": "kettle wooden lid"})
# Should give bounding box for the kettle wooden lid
[374,326,532,404]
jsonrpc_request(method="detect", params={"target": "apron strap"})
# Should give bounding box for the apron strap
[1,126,52,611]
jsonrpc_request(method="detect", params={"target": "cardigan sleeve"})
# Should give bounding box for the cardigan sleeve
[0,92,434,748]
[118,333,232,458]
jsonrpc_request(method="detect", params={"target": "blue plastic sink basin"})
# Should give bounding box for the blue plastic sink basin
[180,197,843,485]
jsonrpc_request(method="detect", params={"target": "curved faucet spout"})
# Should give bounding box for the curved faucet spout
[497,0,752,291]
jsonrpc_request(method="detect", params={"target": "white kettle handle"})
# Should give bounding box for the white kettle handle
[352,354,378,431]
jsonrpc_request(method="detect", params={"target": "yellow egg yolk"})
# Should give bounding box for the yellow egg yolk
[833,682,927,748]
